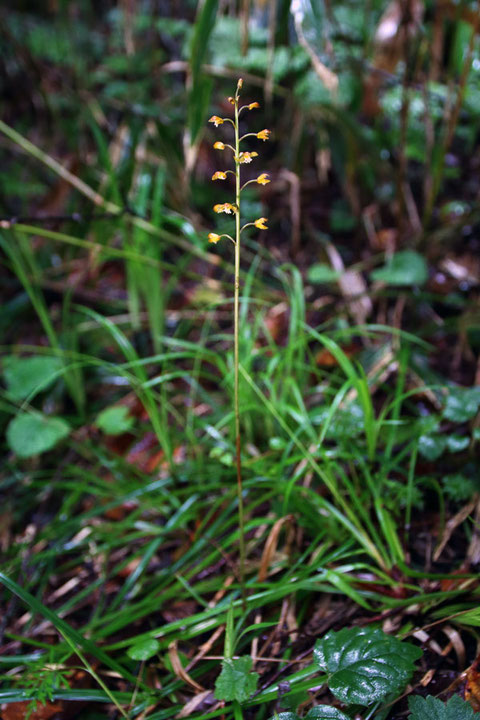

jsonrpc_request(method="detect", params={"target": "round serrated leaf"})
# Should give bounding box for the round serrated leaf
[313,627,422,705]
[214,656,259,703]
[6,413,70,458]
[305,706,350,720]
[127,638,160,661]
[408,693,480,720]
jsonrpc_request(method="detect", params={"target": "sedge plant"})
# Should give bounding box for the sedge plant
[208,78,271,598]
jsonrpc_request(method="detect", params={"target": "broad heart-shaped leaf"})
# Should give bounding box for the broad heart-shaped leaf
[408,694,480,720]
[313,627,422,705]
[371,250,428,286]
[6,413,70,458]
[214,657,258,703]
[3,356,63,400]
[127,638,159,661]
[443,386,480,423]
[305,706,350,720]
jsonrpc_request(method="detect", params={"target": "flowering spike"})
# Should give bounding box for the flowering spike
[256,173,270,185]
[257,129,271,141]
[209,115,224,127]
[208,232,221,243]
[212,171,227,181]
[254,217,268,229]
[214,141,225,150]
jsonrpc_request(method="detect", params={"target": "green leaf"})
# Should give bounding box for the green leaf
[307,264,341,284]
[127,638,160,661]
[446,435,470,453]
[418,434,447,461]
[443,387,480,423]
[408,694,480,720]
[313,627,422,705]
[214,657,259,703]
[188,0,217,142]
[6,413,70,458]
[268,714,298,720]
[371,250,428,286]
[95,406,134,435]
[2,355,63,400]
[189,0,218,88]
[305,707,351,720]
[442,474,476,502]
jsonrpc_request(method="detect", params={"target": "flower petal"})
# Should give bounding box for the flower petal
[209,115,224,127]
[238,151,258,164]
[248,102,260,110]
[257,129,271,141]
[256,173,270,185]
[214,141,225,150]
[254,217,268,229]
[212,171,227,181]
[213,203,237,214]
[208,232,221,243]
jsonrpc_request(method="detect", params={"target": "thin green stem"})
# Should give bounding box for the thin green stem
[234,89,247,608]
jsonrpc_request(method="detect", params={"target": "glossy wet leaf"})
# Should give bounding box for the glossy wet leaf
[214,656,259,703]
[418,433,447,461]
[408,694,480,720]
[446,435,470,453]
[313,627,422,705]
[443,387,480,423]
[6,413,70,458]
[305,707,351,720]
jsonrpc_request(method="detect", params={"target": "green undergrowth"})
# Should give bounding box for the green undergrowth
[2,2,480,718]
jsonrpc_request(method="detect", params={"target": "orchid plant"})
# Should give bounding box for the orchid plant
[208,78,271,598]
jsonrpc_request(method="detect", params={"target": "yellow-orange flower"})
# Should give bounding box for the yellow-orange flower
[208,232,221,243]
[213,203,236,214]
[209,115,224,127]
[256,173,270,185]
[238,151,258,164]
[257,129,271,141]
[212,171,227,181]
[214,141,225,150]
[254,217,268,229]
[237,78,243,89]
[248,102,260,110]
[228,97,235,105]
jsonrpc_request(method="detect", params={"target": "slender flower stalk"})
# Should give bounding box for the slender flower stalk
[208,79,270,602]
